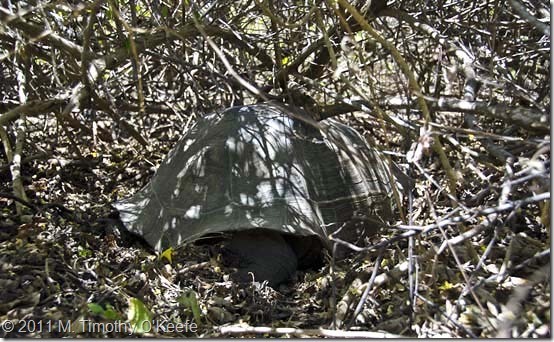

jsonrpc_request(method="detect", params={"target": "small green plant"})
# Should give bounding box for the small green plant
[87,303,123,320]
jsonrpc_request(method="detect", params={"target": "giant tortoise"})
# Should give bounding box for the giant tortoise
[114,103,398,287]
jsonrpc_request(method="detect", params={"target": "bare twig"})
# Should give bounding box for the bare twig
[219,324,404,338]
[330,191,549,254]
[346,247,385,329]
[507,0,550,37]
[338,0,458,195]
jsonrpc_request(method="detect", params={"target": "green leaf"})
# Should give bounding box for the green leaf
[88,303,123,320]
[103,304,123,320]
[78,246,92,258]
[177,291,202,325]
[127,297,153,334]
[161,5,169,18]
[88,303,105,315]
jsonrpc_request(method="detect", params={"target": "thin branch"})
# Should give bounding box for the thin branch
[507,0,550,37]
[320,96,549,133]
[219,325,404,338]
[330,192,550,253]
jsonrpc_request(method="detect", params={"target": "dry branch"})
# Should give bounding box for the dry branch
[219,325,404,338]
[321,97,550,134]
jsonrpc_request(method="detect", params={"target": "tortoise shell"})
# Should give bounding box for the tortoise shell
[114,104,395,254]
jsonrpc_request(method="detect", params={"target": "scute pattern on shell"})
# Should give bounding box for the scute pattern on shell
[114,104,394,252]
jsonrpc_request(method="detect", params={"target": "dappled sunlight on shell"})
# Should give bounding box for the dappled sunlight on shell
[114,104,396,253]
